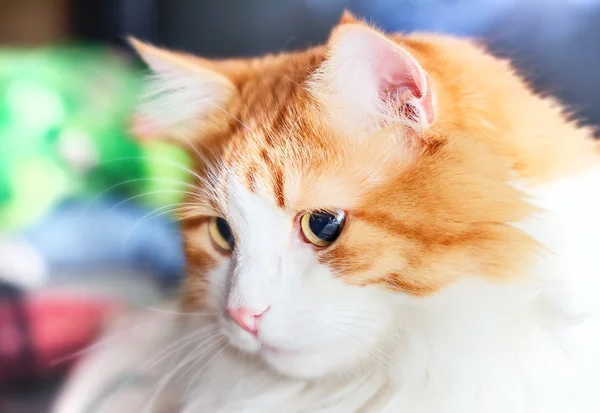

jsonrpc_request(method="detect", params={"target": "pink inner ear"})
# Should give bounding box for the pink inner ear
[381,59,424,98]
[130,115,162,140]
[367,33,435,127]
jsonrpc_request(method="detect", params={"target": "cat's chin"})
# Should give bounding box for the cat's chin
[225,332,345,379]
[225,338,342,379]
[259,344,342,379]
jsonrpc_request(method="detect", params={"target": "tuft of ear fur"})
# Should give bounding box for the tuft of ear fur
[128,37,236,140]
[338,10,360,25]
[309,24,436,135]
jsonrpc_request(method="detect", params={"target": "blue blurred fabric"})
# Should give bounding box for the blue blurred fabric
[21,198,185,283]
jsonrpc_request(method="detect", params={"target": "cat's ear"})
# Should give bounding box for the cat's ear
[128,38,236,140]
[311,24,436,133]
[337,10,360,25]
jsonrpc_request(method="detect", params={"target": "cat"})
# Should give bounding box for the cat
[55,11,600,413]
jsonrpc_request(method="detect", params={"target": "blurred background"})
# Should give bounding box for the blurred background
[0,0,598,412]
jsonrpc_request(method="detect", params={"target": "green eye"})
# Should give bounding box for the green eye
[209,217,235,251]
[300,210,345,247]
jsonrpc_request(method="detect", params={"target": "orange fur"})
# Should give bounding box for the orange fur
[131,12,599,299]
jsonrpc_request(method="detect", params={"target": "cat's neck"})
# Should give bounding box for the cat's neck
[365,169,600,412]
[368,274,576,413]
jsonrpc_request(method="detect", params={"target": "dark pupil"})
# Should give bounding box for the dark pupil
[216,217,235,247]
[309,212,342,242]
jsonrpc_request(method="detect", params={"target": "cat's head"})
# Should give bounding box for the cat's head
[131,13,542,379]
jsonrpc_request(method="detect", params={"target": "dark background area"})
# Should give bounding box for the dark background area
[69,0,600,129]
[4,0,598,127]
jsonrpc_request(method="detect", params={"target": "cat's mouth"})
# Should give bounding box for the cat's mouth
[220,316,355,379]
[224,324,312,361]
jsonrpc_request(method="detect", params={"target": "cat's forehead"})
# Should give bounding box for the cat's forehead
[226,49,326,133]
[213,110,401,217]
[216,135,360,216]
[207,76,352,212]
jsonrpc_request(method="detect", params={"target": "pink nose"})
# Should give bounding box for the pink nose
[226,306,269,336]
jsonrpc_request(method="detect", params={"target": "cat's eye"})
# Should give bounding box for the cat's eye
[300,210,345,247]
[208,217,235,251]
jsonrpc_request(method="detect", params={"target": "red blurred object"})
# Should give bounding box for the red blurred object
[0,293,121,384]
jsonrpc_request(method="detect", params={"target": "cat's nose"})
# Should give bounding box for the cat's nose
[226,306,269,336]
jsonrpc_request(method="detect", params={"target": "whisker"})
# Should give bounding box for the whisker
[325,323,391,371]
[50,313,180,366]
[99,155,220,201]
[336,361,355,383]
[233,347,246,402]
[332,313,382,323]
[137,331,221,413]
[214,107,253,133]
[174,332,227,384]
[331,320,378,335]
[133,203,202,228]
[98,156,204,183]
[183,340,230,398]
[85,176,198,208]
[142,334,226,412]
[95,324,218,412]
[330,308,386,315]
[172,129,213,167]
[107,189,199,213]
[122,202,199,244]
[330,321,396,366]
[136,324,218,374]
[145,307,219,317]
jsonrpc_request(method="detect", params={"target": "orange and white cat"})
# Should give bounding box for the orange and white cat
[55,11,600,413]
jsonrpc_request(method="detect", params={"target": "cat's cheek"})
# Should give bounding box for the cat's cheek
[207,260,233,309]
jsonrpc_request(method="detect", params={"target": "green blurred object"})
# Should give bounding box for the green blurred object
[0,45,192,232]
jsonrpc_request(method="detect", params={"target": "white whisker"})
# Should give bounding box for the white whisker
[139,328,223,413]
[174,332,227,384]
[122,202,199,244]
[183,340,230,398]
[325,322,391,371]
[95,323,217,412]
[107,189,199,213]
[145,307,219,317]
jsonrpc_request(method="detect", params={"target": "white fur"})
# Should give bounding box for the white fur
[179,168,600,412]
[54,169,600,413]
[133,42,233,136]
